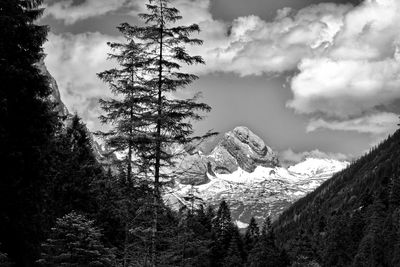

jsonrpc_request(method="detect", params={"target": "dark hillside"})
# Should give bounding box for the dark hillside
[274,129,400,266]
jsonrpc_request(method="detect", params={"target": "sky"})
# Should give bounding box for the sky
[40,0,400,163]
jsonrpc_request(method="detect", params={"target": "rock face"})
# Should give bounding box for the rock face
[37,59,110,163]
[37,59,69,117]
[209,127,279,174]
[175,127,279,185]
[177,152,210,185]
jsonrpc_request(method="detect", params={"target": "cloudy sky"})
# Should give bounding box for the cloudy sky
[40,0,400,162]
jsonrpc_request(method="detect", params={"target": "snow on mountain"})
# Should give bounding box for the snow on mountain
[164,127,349,228]
[288,158,348,177]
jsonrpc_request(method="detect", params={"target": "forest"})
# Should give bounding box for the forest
[2,0,400,266]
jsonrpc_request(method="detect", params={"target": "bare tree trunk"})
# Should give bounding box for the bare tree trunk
[127,63,135,185]
[127,140,133,185]
[151,2,164,267]
[123,222,129,267]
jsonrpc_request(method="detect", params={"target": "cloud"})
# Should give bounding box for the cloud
[43,0,400,136]
[44,32,121,130]
[44,0,129,24]
[190,3,352,76]
[287,0,400,122]
[130,0,213,25]
[279,148,351,166]
[306,112,399,135]
[194,0,400,136]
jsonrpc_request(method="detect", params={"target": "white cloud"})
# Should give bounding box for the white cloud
[130,0,213,25]
[190,3,352,76]
[44,0,128,24]
[287,0,400,122]
[43,0,400,136]
[279,148,351,166]
[44,32,120,130]
[195,0,400,135]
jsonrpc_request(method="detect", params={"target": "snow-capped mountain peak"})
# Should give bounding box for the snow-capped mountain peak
[165,127,349,227]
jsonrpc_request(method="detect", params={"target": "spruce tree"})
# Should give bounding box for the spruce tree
[353,198,386,267]
[50,115,101,217]
[98,0,214,265]
[172,208,211,267]
[0,0,59,264]
[210,200,234,266]
[288,230,316,266]
[323,214,352,267]
[247,216,285,267]
[136,2,215,264]
[390,176,400,208]
[97,27,151,185]
[37,212,116,266]
[244,217,259,256]
[223,234,243,267]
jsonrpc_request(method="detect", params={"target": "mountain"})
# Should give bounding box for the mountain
[273,130,400,266]
[165,127,349,227]
[37,59,69,117]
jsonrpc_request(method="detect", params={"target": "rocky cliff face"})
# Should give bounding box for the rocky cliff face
[37,59,69,117]
[209,126,279,174]
[37,59,110,162]
[175,126,280,186]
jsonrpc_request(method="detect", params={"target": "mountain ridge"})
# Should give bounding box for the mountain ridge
[273,129,400,266]
[166,127,349,227]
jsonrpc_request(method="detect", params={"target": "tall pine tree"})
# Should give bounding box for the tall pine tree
[98,0,215,265]
[0,0,59,265]
[37,212,116,266]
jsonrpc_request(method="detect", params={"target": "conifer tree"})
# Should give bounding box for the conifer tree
[135,2,215,264]
[97,27,151,185]
[353,198,386,267]
[210,200,234,266]
[173,208,211,267]
[323,214,352,266]
[214,200,234,247]
[50,115,101,217]
[289,230,316,266]
[390,176,400,208]
[223,234,243,267]
[247,216,285,267]
[98,0,214,265]
[244,217,259,255]
[0,0,59,264]
[37,212,116,266]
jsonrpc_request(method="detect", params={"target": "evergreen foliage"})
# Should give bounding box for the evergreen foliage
[49,114,102,217]
[274,129,400,266]
[244,217,259,254]
[97,1,216,265]
[0,0,59,264]
[37,212,116,266]
[247,216,287,267]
